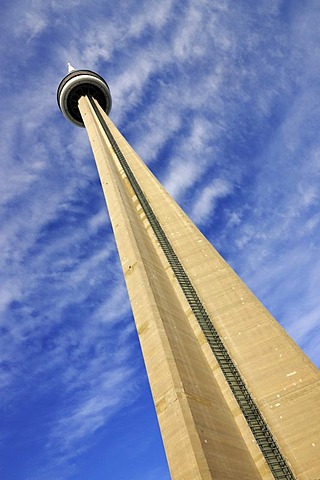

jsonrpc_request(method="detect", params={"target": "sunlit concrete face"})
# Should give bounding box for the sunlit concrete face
[58,70,320,480]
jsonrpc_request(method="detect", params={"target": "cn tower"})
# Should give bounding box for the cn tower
[57,66,320,480]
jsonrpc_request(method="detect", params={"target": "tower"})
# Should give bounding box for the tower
[57,66,320,480]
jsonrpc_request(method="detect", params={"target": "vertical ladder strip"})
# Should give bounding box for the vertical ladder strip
[87,96,296,480]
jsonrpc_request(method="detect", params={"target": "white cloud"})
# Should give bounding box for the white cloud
[162,117,218,199]
[1,2,320,479]
[191,178,233,224]
[13,10,47,41]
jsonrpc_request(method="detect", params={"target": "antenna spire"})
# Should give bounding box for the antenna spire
[67,62,75,73]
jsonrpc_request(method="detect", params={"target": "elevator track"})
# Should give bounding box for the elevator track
[88,96,296,480]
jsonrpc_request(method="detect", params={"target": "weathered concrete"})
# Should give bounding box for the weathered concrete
[78,95,320,480]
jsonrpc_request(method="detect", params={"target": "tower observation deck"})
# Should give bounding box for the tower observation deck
[57,67,320,480]
[57,67,112,127]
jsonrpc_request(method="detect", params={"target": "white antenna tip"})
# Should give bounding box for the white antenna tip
[67,62,75,73]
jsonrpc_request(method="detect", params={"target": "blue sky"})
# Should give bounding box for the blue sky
[1,1,320,479]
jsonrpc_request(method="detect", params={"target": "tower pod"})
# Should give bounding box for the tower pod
[57,69,112,127]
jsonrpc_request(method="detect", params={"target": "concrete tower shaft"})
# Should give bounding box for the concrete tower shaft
[57,68,320,480]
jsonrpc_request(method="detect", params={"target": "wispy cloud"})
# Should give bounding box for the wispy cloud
[191,178,233,224]
[1,1,320,479]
